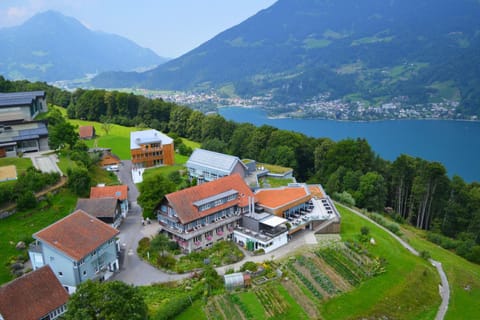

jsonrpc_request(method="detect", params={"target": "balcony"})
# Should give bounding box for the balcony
[159,214,241,240]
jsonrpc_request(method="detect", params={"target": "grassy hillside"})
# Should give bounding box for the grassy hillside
[0,190,77,283]
[320,206,440,319]
[400,226,480,320]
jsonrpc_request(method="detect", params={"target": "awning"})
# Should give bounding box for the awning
[260,215,287,227]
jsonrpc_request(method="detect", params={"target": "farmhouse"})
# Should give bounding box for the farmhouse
[90,184,129,218]
[186,148,248,183]
[28,210,120,294]
[155,173,253,253]
[75,197,123,228]
[130,129,174,169]
[0,91,47,122]
[0,265,69,320]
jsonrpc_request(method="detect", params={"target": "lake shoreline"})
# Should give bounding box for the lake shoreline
[217,105,480,123]
[218,106,480,183]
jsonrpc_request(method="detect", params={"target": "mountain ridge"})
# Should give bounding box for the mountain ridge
[0,10,168,82]
[92,0,480,118]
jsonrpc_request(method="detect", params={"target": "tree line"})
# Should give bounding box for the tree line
[1,77,478,263]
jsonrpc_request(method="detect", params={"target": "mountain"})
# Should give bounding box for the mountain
[92,0,480,118]
[0,11,168,82]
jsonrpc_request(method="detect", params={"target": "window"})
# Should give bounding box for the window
[58,271,63,276]
[83,270,87,276]
[50,256,55,262]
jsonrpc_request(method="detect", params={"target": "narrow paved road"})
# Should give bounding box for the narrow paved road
[112,161,189,285]
[336,203,450,320]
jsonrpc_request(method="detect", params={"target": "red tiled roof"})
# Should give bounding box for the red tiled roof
[79,125,95,138]
[165,174,253,224]
[255,186,311,209]
[33,210,119,261]
[0,265,69,320]
[90,185,128,201]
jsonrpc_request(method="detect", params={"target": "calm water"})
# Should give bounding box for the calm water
[219,106,480,183]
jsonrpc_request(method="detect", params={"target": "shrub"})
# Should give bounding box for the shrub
[426,232,459,250]
[240,261,258,272]
[420,250,431,260]
[16,190,37,210]
[333,191,356,207]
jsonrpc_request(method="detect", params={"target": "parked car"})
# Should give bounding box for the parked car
[105,165,119,172]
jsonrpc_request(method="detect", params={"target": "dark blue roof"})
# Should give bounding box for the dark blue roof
[0,91,46,108]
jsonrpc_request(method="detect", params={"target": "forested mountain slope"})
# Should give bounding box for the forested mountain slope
[92,0,480,117]
[0,11,167,82]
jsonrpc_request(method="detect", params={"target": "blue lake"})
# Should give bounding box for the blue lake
[218,106,480,183]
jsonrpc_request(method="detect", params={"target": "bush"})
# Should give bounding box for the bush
[420,250,431,260]
[240,261,258,272]
[333,191,356,207]
[16,190,37,210]
[426,232,459,250]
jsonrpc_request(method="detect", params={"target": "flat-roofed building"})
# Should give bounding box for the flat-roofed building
[130,129,174,169]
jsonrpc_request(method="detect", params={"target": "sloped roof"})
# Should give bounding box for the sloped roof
[255,185,311,209]
[0,91,45,108]
[0,121,48,144]
[186,149,247,174]
[90,185,128,201]
[75,198,119,218]
[130,129,173,150]
[79,125,95,138]
[0,265,69,320]
[33,210,119,261]
[164,173,254,224]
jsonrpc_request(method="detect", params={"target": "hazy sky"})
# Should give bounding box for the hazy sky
[0,0,277,58]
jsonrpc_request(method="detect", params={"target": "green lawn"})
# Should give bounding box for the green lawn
[321,205,440,320]
[175,299,207,320]
[0,190,77,283]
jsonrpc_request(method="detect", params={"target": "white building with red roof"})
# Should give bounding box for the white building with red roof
[28,210,120,294]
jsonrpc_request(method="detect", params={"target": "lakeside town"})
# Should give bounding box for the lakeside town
[148,90,469,121]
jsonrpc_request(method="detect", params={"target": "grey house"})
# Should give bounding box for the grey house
[75,197,123,228]
[0,91,47,122]
[28,210,120,294]
[186,149,248,183]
